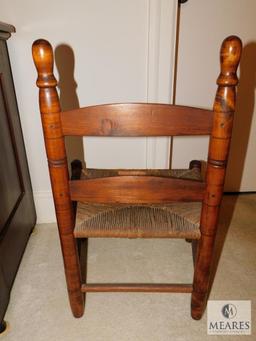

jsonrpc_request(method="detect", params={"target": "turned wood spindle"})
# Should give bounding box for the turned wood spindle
[191,36,242,320]
[32,39,84,318]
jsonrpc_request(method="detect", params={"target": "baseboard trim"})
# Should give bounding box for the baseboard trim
[33,190,56,224]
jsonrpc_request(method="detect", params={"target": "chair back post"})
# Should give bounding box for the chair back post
[32,39,84,317]
[192,36,242,319]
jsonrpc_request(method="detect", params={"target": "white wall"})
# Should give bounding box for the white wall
[174,0,256,191]
[1,0,178,222]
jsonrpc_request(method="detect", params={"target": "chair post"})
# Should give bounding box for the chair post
[191,36,242,319]
[32,40,84,317]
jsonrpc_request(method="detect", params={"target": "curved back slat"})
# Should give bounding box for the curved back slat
[60,103,213,136]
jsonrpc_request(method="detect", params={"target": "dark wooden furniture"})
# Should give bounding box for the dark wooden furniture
[32,36,242,320]
[0,22,36,332]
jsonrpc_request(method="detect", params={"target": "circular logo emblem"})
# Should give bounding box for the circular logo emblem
[222,304,237,319]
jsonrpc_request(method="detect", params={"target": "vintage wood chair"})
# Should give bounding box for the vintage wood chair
[32,36,242,319]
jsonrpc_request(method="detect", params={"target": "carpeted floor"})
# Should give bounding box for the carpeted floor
[1,194,255,341]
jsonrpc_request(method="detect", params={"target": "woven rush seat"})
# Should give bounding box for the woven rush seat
[74,168,202,239]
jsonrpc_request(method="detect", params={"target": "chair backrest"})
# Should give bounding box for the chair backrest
[32,36,242,211]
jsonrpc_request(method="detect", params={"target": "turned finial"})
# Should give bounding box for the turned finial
[32,39,57,88]
[217,35,242,86]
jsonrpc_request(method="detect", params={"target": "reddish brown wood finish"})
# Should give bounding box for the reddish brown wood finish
[69,176,205,203]
[191,36,242,320]
[32,35,242,321]
[81,283,192,293]
[61,104,213,136]
[32,39,84,318]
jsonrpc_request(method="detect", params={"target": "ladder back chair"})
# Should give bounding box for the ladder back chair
[32,35,242,319]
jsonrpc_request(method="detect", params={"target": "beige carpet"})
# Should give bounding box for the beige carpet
[1,194,256,341]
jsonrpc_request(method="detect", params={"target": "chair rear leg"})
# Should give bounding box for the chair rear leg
[32,40,84,318]
[191,233,216,319]
[58,229,85,317]
[191,179,221,319]
[191,36,242,320]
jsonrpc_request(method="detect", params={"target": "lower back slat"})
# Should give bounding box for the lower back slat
[69,176,205,203]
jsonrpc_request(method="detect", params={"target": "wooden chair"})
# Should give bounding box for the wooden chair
[32,36,242,319]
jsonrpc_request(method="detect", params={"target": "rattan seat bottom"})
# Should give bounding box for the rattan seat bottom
[74,201,202,239]
[74,167,203,239]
